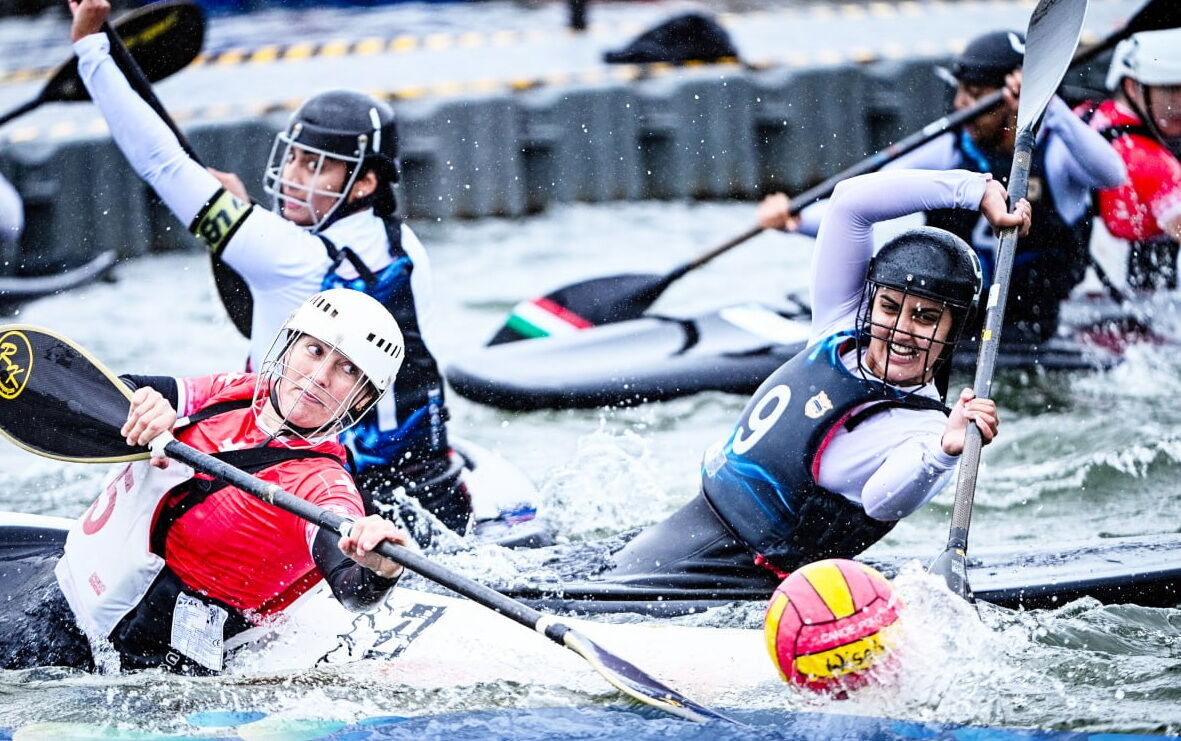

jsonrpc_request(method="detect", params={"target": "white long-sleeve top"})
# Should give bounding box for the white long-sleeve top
[808,168,990,520]
[73,33,435,370]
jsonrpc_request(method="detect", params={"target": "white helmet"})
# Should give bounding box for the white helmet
[1107,29,1181,90]
[254,289,404,442]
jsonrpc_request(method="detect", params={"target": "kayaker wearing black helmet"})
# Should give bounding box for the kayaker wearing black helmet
[601,168,1027,589]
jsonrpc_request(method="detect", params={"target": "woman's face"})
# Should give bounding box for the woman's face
[1144,83,1181,140]
[278,146,350,226]
[274,334,371,431]
[864,287,955,386]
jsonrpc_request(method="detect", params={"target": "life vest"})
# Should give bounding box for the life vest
[925,130,1092,336]
[700,332,948,573]
[1081,102,1181,291]
[55,399,337,671]
[319,215,449,472]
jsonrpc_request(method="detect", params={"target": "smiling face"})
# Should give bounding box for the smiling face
[271,334,375,433]
[863,288,955,387]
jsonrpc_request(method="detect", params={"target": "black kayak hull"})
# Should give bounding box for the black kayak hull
[6,515,1177,618]
[503,533,1181,617]
[449,301,1124,411]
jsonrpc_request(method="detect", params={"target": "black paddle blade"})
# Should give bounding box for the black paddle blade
[212,256,253,339]
[43,0,205,105]
[488,273,668,345]
[0,326,146,463]
[563,630,742,725]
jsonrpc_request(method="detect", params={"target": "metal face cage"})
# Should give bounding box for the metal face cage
[252,330,378,444]
[854,282,967,391]
[263,123,367,232]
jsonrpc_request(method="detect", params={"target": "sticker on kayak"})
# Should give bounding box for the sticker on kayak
[317,602,446,665]
[718,304,811,345]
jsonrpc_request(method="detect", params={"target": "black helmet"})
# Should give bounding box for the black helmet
[264,90,400,230]
[952,30,1025,88]
[868,227,983,313]
[856,227,983,388]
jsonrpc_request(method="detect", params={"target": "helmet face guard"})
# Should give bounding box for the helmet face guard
[263,123,367,232]
[253,330,380,445]
[855,283,969,390]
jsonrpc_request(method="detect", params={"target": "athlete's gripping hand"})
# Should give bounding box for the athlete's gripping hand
[121,386,177,468]
[979,179,1032,237]
[941,387,1000,456]
[339,515,411,580]
[68,0,110,43]
[756,193,801,232]
[207,168,251,203]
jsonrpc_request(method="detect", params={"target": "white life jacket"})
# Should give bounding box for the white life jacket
[55,459,195,639]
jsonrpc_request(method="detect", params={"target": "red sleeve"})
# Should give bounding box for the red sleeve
[179,372,255,416]
[1099,135,1181,240]
[283,460,366,548]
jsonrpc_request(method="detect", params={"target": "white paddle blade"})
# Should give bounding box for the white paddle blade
[1018,0,1089,130]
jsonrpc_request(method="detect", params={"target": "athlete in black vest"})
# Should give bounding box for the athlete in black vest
[599,169,1021,590]
[759,31,1125,342]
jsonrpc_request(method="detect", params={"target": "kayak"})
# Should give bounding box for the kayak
[0,251,117,310]
[451,436,551,547]
[0,512,1172,741]
[484,531,1181,618]
[446,297,1145,411]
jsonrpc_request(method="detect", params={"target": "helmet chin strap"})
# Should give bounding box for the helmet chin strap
[320,186,377,229]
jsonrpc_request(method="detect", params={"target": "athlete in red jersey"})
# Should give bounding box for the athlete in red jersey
[1091,29,1181,289]
[6,289,414,674]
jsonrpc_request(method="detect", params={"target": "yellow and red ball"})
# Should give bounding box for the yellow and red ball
[764,559,901,691]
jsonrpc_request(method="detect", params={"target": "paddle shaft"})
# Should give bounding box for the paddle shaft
[103,17,258,340]
[946,129,1037,557]
[658,93,1013,286]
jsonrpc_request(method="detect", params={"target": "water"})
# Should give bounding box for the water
[1,200,1180,738]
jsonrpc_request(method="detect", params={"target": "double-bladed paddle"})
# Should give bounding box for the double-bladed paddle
[0,325,737,725]
[0,0,204,129]
[929,0,1090,602]
[488,0,1178,346]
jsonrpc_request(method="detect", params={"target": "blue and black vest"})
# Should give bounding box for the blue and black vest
[926,130,1092,336]
[319,216,449,472]
[701,332,948,572]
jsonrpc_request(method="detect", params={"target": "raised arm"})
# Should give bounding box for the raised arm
[809,169,991,339]
[1045,97,1127,189]
[71,25,219,225]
